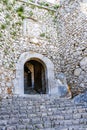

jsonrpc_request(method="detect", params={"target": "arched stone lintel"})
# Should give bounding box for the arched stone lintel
[14,51,55,95]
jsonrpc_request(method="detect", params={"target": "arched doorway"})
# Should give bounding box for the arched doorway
[14,51,55,95]
[24,59,46,94]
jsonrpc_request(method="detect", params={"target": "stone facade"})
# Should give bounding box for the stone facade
[57,0,87,95]
[0,0,58,97]
[0,0,87,97]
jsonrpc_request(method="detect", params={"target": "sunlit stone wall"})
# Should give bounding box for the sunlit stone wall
[57,0,87,95]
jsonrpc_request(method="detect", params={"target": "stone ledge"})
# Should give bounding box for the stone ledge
[19,0,56,12]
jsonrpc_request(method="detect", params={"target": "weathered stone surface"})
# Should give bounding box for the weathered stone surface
[80,57,87,70]
[56,73,72,98]
[74,68,82,76]
[73,91,87,103]
[57,0,87,94]
[0,96,87,130]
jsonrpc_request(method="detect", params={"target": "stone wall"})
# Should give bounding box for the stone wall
[0,0,58,97]
[57,0,87,95]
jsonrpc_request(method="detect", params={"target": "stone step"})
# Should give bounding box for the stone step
[0,95,87,130]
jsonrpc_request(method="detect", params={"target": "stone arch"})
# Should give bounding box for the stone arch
[14,51,55,95]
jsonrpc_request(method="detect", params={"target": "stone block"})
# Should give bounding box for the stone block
[80,57,87,69]
[56,73,72,98]
[73,114,81,119]
[74,68,82,76]
[73,91,87,103]
[6,126,16,130]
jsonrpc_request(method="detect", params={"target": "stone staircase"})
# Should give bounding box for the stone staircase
[0,95,87,130]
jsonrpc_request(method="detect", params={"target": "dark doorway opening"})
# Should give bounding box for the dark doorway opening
[24,59,46,94]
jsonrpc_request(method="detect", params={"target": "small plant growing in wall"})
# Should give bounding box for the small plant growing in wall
[30,5,35,9]
[6,5,12,10]
[46,35,50,39]
[16,6,25,20]
[11,31,16,36]
[1,24,6,30]
[16,6,24,13]
[5,13,11,19]
[2,0,9,5]
[40,33,45,37]
[40,2,49,7]
[0,33,2,38]
[29,0,34,3]
[4,49,8,55]
[53,4,60,9]
[29,10,33,17]
[15,21,22,26]
[18,12,25,20]
[49,10,55,15]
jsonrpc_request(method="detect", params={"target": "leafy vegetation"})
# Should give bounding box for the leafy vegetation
[30,5,35,9]
[16,6,24,13]
[1,24,6,30]
[2,0,9,5]
[40,33,45,37]
[53,4,60,9]
[16,6,25,20]
[0,33,2,37]
[40,2,49,7]
[29,0,34,2]
[29,10,33,16]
